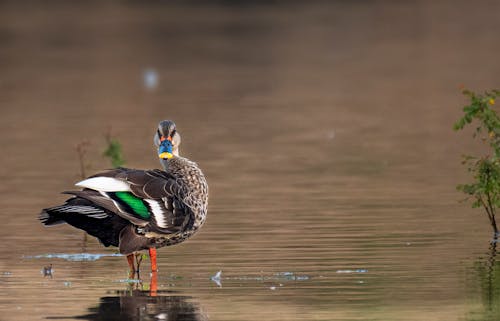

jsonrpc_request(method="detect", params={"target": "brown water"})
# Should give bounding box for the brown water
[1,1,500,320]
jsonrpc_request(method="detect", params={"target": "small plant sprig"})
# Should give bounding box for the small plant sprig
[75,140,91,179]
[454,88,500,236]
[103,127,125,168]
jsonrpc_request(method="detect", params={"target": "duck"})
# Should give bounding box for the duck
[39,120,208,274]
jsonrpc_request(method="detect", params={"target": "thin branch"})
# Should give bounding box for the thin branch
[485,168,499,233]
[75,140,90,179]
[486,191,498,234]
[478,193,497,235]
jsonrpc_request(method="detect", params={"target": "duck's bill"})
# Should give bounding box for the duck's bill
[159,152,173,159]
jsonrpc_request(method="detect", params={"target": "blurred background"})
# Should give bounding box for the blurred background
[1,1,500,320]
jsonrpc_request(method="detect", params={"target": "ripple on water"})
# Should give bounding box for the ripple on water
[23,253,123,262]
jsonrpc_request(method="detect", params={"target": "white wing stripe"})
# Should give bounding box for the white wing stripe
[76,177,131,192]
[144,199,167,228]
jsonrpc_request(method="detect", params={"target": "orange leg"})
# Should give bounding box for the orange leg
[149,247,158,272]
[149,249,158,295]
[150,271,158,296]
[127,254,136,278]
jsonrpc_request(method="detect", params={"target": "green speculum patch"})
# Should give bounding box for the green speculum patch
[113,191,150,219]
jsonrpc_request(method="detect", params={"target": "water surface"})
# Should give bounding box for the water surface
[1,1,500,320]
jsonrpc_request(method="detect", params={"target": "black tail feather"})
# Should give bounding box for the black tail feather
[39,209,66,226]
[39,198,130,247]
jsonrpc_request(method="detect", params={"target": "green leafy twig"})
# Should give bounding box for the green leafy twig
[103,127,125,168]
[455,89,500,235]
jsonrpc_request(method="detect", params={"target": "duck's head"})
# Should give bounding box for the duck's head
[154,120,181,159]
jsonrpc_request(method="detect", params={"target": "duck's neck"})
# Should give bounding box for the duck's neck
[159,148,180,171]
[159,158,172,171]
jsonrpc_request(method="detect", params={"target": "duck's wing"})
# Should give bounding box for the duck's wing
[62,189,150,227]
[67,168,194,234]
[118,169,195,232]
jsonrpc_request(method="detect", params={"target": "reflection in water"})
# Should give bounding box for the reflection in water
[74,272,208,321]
[75,291,208,321]
[468,241,500,321]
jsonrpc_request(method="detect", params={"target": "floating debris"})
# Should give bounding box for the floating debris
[269,286,276,290]
[155,313,168,320]
[274,272,310,281]
[220,271,310,283]
[211,270,222,287]
[25,253,123,262]
[336,269,368,274]
[116,278,142,284]
[63,281,72,287]
[41,264,53,278]
[2,271,12,276]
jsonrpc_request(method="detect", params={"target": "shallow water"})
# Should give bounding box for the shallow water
[1,1,500,320]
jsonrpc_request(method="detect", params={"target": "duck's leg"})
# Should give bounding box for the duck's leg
[126,254,136,278]
[135,253,143,273]
[150,271,158,296]
[149,247,158,272]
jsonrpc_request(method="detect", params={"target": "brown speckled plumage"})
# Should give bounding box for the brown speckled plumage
[40,120,208,257]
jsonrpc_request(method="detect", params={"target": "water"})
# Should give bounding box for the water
[1,1,500,320]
